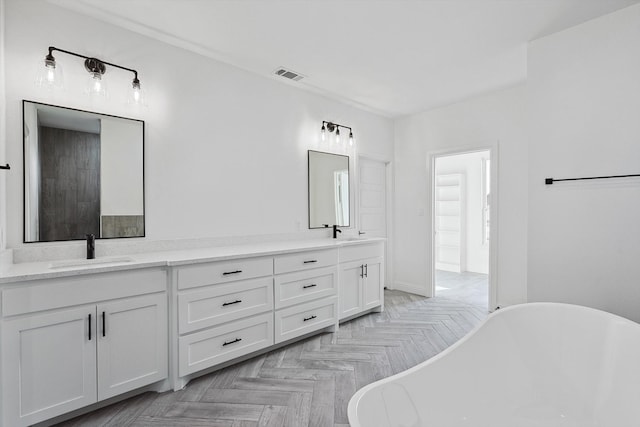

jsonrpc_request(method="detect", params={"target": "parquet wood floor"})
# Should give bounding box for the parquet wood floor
[54,290,487,427]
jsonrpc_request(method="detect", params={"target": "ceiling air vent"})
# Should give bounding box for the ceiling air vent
[274,67,304,82]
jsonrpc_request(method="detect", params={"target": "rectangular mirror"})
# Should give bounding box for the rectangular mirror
[308,150,350,228]
[23,100,145,243]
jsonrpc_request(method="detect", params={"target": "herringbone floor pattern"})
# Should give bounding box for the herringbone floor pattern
[55,290,487,427]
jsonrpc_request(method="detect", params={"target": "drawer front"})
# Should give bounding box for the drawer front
[274,249,338,274]
[339,242,384,263]
[177,257,273,290]
[2,269,167,317]
[179,313,273,376]
[274,297,337,344]
[178,277,273,334]
[274,267,337,309]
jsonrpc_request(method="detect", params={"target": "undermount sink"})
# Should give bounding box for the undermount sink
[48,256,134,269]
[342,237,366,241]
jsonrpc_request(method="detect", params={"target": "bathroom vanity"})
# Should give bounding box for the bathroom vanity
[0,238,384,427]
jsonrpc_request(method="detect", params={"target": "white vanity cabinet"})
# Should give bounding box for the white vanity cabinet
[338,242,385,320]
[273,249,339,343]
[0,269,168,427]
[174,257,275,383]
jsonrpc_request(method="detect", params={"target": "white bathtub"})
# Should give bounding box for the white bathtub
[348,303,640,427]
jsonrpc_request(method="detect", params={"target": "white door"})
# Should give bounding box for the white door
[97,293,167,400]
[2,306,97,427]
[339,260,364,319]
[358,157,388,284]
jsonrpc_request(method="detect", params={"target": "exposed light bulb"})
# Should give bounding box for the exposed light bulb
[321,123,326,141]
[335,127,340,144]
[46,65,56,83]
[349,130,354,146]
[128,77,146,107]
[86,71,107,100]
[35,54,64,90]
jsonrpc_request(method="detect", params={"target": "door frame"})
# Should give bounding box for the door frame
[428,142,499,311]
[356,154,393,289]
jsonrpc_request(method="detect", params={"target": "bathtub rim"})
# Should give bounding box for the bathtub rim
[347,301,640,427]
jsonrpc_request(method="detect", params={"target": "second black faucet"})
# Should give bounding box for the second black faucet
[86,234,95,259]
[332,225,342,239]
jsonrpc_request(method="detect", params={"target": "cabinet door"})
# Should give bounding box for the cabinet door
[339,260,364,319]
[97,293,167,400]
[2,306,97,427]
[362,257,383,310]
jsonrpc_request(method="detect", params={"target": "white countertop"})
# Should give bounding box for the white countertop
[0,237,385,284]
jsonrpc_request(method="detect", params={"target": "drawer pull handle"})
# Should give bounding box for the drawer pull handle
[303,284,317,289]
[223,338,242,346]
[303,260,318,264]
[88,314,92,341]
[102,311,106,337]
[223,270,243,276]
[365,264,368,278]
[360,264,364,278]
[303,315,317,322]
[222,299,242,307]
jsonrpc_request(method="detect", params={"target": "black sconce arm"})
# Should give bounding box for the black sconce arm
[47,46,139,81]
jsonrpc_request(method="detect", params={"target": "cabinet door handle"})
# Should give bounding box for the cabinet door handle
[303,260,318,264]
[303,283,317,289]
[222,299,242,307]
[360,264,364,278]
[365,264,368,278]
[102,311,106,337]
[223,270,242,276]
[88,313,92,341]
[222,338,242,346]
[303,315,317,322]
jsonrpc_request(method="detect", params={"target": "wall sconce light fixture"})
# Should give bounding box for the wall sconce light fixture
[320,121,354,146]
[36,46,145,105]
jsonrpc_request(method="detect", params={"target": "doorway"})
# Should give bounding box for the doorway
[432,149,492,310]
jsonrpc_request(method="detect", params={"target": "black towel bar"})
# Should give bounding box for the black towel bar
[545,173,640,185]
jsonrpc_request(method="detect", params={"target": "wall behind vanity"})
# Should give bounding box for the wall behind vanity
[2,0,394,250]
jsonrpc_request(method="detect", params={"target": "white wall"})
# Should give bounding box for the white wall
[100,118,144,216]
[527,4,640,322]
[2,0,393,250]
[436,150,489,274]
[394,85,528,307]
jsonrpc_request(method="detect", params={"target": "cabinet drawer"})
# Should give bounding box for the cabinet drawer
[274,297,337,344]
[339,242,384,263]
[274,267,337,309]
[2,269,167,317]
[178,277,273,334]
[177,257,273,290]
[274,249,338,274]
[179,313,273,376]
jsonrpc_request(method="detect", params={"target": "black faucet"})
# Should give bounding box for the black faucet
[332,225,342,239]
[86,234,95,259]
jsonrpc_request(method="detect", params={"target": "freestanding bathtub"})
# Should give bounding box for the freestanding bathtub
[348,303,640,427]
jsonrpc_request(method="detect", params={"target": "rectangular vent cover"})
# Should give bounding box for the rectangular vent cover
[274,67,304,81]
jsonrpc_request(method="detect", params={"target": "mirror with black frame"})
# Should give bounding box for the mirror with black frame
[308,150,350,229]
[23,100,145,243]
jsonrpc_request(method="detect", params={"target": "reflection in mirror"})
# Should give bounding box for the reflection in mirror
[23,100,145,243]
[308,150,350,229]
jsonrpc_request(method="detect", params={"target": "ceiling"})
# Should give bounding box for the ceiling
[50,0,640,117]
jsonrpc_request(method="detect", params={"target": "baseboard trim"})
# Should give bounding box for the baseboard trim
[391,281,429,297]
